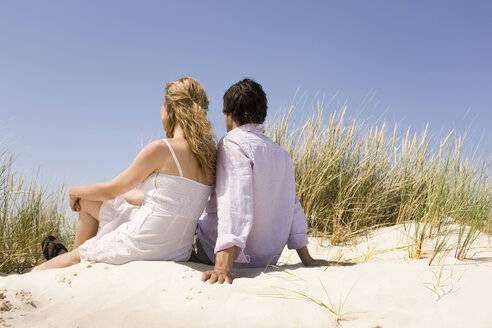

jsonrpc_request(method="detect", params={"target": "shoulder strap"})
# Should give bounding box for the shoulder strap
[163,139,183,177]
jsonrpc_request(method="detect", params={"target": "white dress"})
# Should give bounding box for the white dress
[78,139,212,265]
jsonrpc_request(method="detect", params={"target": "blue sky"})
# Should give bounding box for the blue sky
[1,1,491,190]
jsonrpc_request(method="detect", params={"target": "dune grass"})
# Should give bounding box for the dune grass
[266,105,492,261]
[0,143,74,274]
[1,103,490,273]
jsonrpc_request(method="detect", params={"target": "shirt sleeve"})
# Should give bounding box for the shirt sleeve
[287,196,309,249]
[214,138,254,263]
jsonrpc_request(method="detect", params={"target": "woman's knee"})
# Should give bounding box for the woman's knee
[78,199,103,219]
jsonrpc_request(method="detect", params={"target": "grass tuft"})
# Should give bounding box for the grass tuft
[0,142,74,273]
[267,105,491,261]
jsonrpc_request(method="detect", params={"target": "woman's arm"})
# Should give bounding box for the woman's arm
[69,141,164,209]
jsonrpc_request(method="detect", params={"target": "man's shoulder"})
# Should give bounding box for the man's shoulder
[220,126,279,147]
[221,128,266,148]
[218,127,256,151]
[220,129,292,165]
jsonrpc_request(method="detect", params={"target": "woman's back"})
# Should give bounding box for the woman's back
[135,172,211,262]
[126,140,212,261]
[79,141,212,264]
[153,138,214,186]
[142,139,211,218]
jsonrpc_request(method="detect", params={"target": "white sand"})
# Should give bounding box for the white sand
[1,224,492,328]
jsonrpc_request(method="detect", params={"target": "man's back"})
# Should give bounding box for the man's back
[197,123,308,268]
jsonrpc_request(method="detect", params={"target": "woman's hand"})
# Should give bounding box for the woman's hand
[69,187,82,212]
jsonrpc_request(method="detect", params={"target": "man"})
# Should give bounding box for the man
[191,79,330,284]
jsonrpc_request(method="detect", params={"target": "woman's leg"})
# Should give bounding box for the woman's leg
[31,249,81,272]
[29,200,103,272]
[73,199,103,249]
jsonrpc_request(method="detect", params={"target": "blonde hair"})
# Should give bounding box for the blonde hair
[164,77,217,179]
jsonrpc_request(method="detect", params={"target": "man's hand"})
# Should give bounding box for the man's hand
[201,246,237,285]
[296,246,355,267]
[201,268,232,284]
[304,258,331,267]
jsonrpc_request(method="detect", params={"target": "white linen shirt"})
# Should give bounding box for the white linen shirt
[197,123,309,268]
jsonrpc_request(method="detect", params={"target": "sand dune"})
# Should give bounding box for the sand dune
[1,224,492,328]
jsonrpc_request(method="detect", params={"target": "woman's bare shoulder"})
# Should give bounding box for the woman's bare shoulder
[150,138,193,160]
[143,140,170,155]
[163,138,189,148]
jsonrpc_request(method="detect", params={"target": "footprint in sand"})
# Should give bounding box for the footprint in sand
[56,274,73,286]
[0,289,38,327]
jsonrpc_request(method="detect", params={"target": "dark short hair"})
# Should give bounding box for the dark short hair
[223,79,267,125]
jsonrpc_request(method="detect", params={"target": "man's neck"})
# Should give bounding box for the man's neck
[230,121,241,131]
[225,117,241,132]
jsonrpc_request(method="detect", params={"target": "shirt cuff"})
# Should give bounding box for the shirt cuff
[287,233,309,250]
[215,234,250,263]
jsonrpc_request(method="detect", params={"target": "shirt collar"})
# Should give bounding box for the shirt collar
[236,123,265,134]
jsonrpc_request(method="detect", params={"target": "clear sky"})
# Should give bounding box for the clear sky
[1,1,491,190]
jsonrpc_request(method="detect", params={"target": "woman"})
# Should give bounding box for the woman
[32,77,217,271]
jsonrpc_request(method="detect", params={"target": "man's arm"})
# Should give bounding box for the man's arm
[289,198,337,267]
[296,246,331,266]
[201,246,237,284]
[201,139,254,284]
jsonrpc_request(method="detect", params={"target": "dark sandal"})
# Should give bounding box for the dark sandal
[42,235,68,260]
